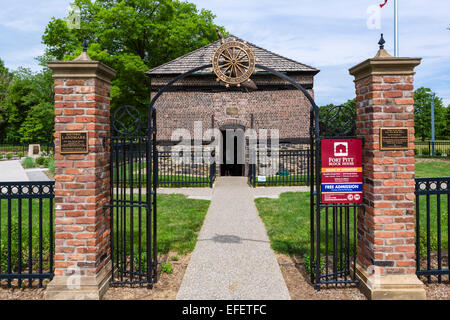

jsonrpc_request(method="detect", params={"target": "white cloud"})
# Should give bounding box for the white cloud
[191,0,450,105]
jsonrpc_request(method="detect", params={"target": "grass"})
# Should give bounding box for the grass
[255,159,450,258]
[156,194,210,254]
[0,194,210,273]
[255,192,311,256]
[0,198,53,272]
[256,191,448,258]
[416,161,450,178]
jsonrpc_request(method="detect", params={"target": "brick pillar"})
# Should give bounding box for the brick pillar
[45,51,116,300]
[349,45,425,299]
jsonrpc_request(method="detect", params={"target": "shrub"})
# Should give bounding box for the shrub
[161,262,173,274]
[35,156,46,166]
[414,149,420,156]
[422,149,430,156]
[18,152,24,158]
[47,158,55,175]
[22,157,36,169]
[6,152,13,160]
[435,149,442,157]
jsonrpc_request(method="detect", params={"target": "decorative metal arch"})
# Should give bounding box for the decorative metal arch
[147,64,320,133]
[146,61,358,291]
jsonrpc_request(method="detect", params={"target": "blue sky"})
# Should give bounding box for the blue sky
[0,0,449,106]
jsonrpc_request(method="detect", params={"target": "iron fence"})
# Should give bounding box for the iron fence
[0,143,55,159]
[249,149,311,187]
[415,177,449,283]
[111,142,216,188]
[0,144,27,156]
[158,150,216,188]
[0,181,55,288]
[415,141,450,157]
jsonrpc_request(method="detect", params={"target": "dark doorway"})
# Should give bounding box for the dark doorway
[220,129,244,176]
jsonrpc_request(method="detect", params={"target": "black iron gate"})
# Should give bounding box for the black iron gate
[106,105,157,288]
[309,104,361,290]
[103,45,363,291]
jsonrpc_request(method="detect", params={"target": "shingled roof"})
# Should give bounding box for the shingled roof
[146,35,319,75]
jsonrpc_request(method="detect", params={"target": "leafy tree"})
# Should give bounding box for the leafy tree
[414,87,447,141]
[2,68,54,143]
[18,102,55,143]
[0,58,12,140]
[42,0,227,119]
[442,103,450,139]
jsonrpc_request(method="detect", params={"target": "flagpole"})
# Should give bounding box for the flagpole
[394,0,399,57]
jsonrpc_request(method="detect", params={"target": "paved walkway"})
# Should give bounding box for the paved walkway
[177,177,290,300]
[0,160,29,182]
[158,185,308,200]
[25,168,51,181]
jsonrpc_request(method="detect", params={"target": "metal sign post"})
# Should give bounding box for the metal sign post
[394,0,399,57]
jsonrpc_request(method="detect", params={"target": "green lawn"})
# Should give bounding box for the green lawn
[156,194,210,254]
[416,161,450,178]
[256,191,448,258]
[255,159,450,258]
[0,195,210,272]
[255,192,311,256]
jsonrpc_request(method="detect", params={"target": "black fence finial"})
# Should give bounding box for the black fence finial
[378,33,386,50]
[82,39,88,52]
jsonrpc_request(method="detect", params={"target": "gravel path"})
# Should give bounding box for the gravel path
[25,168,51,181]
[177,177,290,300]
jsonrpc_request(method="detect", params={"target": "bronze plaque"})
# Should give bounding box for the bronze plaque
[226,107,239,116]
[380,128,409,150]
[60,131,89,154]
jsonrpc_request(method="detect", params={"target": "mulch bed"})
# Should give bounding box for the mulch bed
[0,278,48,300]
[1,253,448,300]
[102,253,190,300]
[424,283,450,300]
[276,254,366,300]
[277,254,450,300]
[0,253,190,301]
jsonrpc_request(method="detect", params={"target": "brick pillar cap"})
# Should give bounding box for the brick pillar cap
[47,52,116,84]
[349,49,421,82]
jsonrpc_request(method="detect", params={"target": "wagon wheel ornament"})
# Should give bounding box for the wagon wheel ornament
[211,37,257,87]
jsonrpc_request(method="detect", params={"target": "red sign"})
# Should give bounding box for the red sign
[321,139,363,204]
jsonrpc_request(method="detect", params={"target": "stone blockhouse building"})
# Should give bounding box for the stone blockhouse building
[146,35,319,176]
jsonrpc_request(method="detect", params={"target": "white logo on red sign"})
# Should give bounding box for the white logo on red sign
[347,194,354,201]
[334,142,348,157]
[354,194,361,201]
